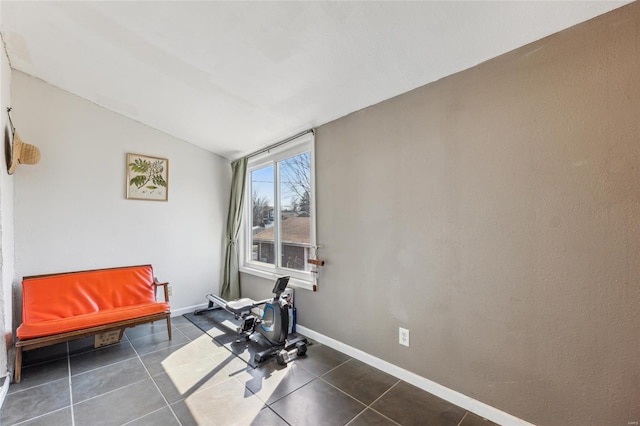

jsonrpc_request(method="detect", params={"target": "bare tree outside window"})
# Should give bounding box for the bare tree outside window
[252,192,272,227]
[280,152,312,271]
[249,150,313,272]
[280,152,311,214]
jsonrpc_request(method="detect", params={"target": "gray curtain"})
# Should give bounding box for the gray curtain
[220,157,248,300]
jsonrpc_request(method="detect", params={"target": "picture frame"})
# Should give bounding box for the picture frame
[126,153,169,201]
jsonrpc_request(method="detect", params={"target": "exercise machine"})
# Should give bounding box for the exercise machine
[194,276,308,365]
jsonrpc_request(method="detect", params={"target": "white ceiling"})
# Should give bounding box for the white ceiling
[0,1,630,159]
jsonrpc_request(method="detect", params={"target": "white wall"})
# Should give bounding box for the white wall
[11,71,230,318]
[0,23,15,378]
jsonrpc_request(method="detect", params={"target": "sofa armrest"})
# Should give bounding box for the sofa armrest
[153,278,170,303]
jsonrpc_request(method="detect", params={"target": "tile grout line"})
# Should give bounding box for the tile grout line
[69,335,170,407]
[120,407,169,426]
[10,326,180,425]
[73,377,151,406]
[457,411,469,426]
[198,313,295,424]
[264,369,317,407]
[319,373,401,409]
[125,328,190,359]
[319,357,353,378]
[210,332,386,426]
[67,342,76,426]
[363,407,402,426]
[357,379,403,426]
[126,332,184,426]
[9,354,72,398]
[68,347,138,377]
[313,374,390,425]
[239,380,292,426]
[314,374,402,426]
[318,375,368,405]
[16,354,69,371]
[175,317,293,424]
[72,354,145,380]
[5,373,68,396]
[13,406,71,426]
[260,352,353,407]
[366,379,401,408]
[344,410,366,426]
[125,323,242,426]
[231,365,292,426]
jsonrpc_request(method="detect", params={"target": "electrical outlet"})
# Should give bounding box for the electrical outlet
[399,327,410,347]
[167,286,173,296]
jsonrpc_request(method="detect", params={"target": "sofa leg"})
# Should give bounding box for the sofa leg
[166,316,172,340]
[14,346,22,384]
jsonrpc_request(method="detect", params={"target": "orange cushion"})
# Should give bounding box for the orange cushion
[18,265,170,340]
[17,302,170,339]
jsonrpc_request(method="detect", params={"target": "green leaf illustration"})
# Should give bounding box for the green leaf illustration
[129,159,150,173]
[130,175,147,188]
[129,157,166,193]
[152,175,167,187]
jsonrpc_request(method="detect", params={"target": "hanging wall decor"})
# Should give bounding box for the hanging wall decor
[126,153,169,201]
[6,108,41,175]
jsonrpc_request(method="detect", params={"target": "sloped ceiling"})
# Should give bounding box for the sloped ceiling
[0,1,630,159]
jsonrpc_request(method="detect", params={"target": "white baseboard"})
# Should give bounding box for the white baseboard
[296,325,535,426]
[171,303,208,317]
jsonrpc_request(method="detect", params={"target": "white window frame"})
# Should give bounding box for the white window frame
[239,132,316,290]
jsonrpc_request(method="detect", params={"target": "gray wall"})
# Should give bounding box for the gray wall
[242,4,640,425]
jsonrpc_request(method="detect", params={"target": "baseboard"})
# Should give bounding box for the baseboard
[296,325,534,426]
[171,303,208,317]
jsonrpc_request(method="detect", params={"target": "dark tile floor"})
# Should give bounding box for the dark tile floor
[1,313,497,426]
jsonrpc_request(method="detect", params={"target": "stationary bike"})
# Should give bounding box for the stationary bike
[194,276,308,365]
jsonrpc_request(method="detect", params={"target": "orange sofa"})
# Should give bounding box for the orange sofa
[14,264,171,383]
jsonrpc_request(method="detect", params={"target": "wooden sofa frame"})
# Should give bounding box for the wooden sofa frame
[14,265,171,383]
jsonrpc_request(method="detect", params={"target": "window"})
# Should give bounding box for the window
[241,132,316,288]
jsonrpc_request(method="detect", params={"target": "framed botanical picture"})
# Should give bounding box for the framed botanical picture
[126,153,169,201]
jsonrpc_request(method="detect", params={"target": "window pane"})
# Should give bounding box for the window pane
[251,165,275,265]
[279,152,312,271]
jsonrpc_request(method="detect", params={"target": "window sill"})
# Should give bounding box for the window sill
[240,265,316,292]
